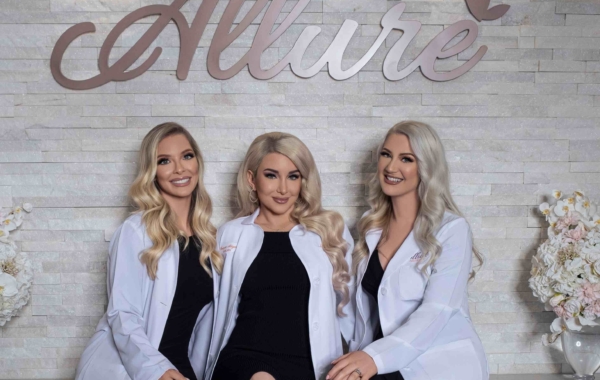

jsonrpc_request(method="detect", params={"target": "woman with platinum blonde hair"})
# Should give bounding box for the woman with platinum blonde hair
[327,121,487,380]
[207,132,355,380]
[76,122,222,380]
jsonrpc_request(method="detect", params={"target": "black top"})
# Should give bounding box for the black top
[158,237,213,380]
[362,249,386,342]
[213,232,315,380]
[361,249,404,380]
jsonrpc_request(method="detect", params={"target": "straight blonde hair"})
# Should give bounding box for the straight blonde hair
[129,122,222,278]
[353,121,483,278]
[237,132,351,315]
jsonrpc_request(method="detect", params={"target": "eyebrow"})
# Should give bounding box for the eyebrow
[381,147,416,157]
[263,168,301,175]
[157,149,194,159]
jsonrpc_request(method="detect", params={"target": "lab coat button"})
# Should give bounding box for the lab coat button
[381,288,387,296]
[314,277,320,285]
[312,322,319,331]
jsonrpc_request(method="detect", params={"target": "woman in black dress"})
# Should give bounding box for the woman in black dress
[327,121,488,380]
[207,132,355,380]
[75,123,222,380]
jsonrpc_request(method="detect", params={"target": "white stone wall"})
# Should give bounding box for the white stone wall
[0,0,599,377]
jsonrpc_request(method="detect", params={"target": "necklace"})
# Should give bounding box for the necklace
[378,249,392,261]
[262,226,292,232]
[259,222,296,232]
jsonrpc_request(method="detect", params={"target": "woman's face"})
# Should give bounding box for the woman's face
[377,133,420,198]
[155,134,199,200]
[248,152,302,217]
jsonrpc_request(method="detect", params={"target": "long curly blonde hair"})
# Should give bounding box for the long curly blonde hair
[129,122,222,278]
[353,121,483,279]
[237,132,351,315]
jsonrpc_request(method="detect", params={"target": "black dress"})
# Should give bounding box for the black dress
[212,232,315,380]
[360,249,404,380]
[158,237,213,380]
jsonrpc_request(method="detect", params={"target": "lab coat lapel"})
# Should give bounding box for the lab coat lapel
[381,230,419,284]
[354,229,382,349]
[359,229,382,285]
[228,208,264,309]
[147,240,179,348]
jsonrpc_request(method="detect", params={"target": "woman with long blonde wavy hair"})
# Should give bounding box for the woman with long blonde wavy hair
[207,132,355,380]
[328,121,488,380]
[75,122,222,380]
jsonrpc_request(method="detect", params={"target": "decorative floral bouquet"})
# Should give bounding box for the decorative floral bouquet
[530,190,600,344]
[0,203,33,326]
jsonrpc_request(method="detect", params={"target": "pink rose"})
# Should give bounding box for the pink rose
[557,213,580,231]
[565,225,588,242]
[554,305,569,319]
[575,282,600,304]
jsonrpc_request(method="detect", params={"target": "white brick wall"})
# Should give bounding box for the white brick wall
[0,0,598,377]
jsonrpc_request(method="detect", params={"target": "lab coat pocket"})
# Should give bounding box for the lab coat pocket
[416,339,482,380]
[396,264,426,301]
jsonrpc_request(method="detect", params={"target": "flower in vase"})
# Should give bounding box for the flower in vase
[554,304,569,319]
[0,229,9,244]
[583,305,596,320]
[574,282,600,304]
[549,294,566,307]
[564,298,582,318]
[565,224,588,242]
[0,273,18,297]
[540,202,551,216]
[0,215,17,232]
[555,200,575,217]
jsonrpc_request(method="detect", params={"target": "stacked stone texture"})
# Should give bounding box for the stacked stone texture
[0,0,599,377]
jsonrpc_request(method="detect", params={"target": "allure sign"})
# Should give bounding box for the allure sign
[50,0,510,90]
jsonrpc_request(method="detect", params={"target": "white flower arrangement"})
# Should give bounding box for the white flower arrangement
[530,190,600,344]
[0,203,33,326]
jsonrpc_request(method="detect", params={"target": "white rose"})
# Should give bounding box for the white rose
[583,306,597,321]
[530,275,555,302]
[566,257,584,271]
[564,298,582,316]
[0,273,18,297]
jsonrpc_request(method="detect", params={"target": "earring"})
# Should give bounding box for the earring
[248,188,258,204]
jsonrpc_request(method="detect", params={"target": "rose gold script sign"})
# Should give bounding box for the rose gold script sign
[50,0,501,90]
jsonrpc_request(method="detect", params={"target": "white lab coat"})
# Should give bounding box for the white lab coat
[351,212,488,380]
[205,208,356,380]
[75,213,219,380]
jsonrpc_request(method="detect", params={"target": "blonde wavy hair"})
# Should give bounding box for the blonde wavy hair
[354,121,483,279]
[129,122,222,279]
[237,132,351,315]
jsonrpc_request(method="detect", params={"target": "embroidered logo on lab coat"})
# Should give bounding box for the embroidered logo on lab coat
[219,244,237,257]
[410,252,423,262]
